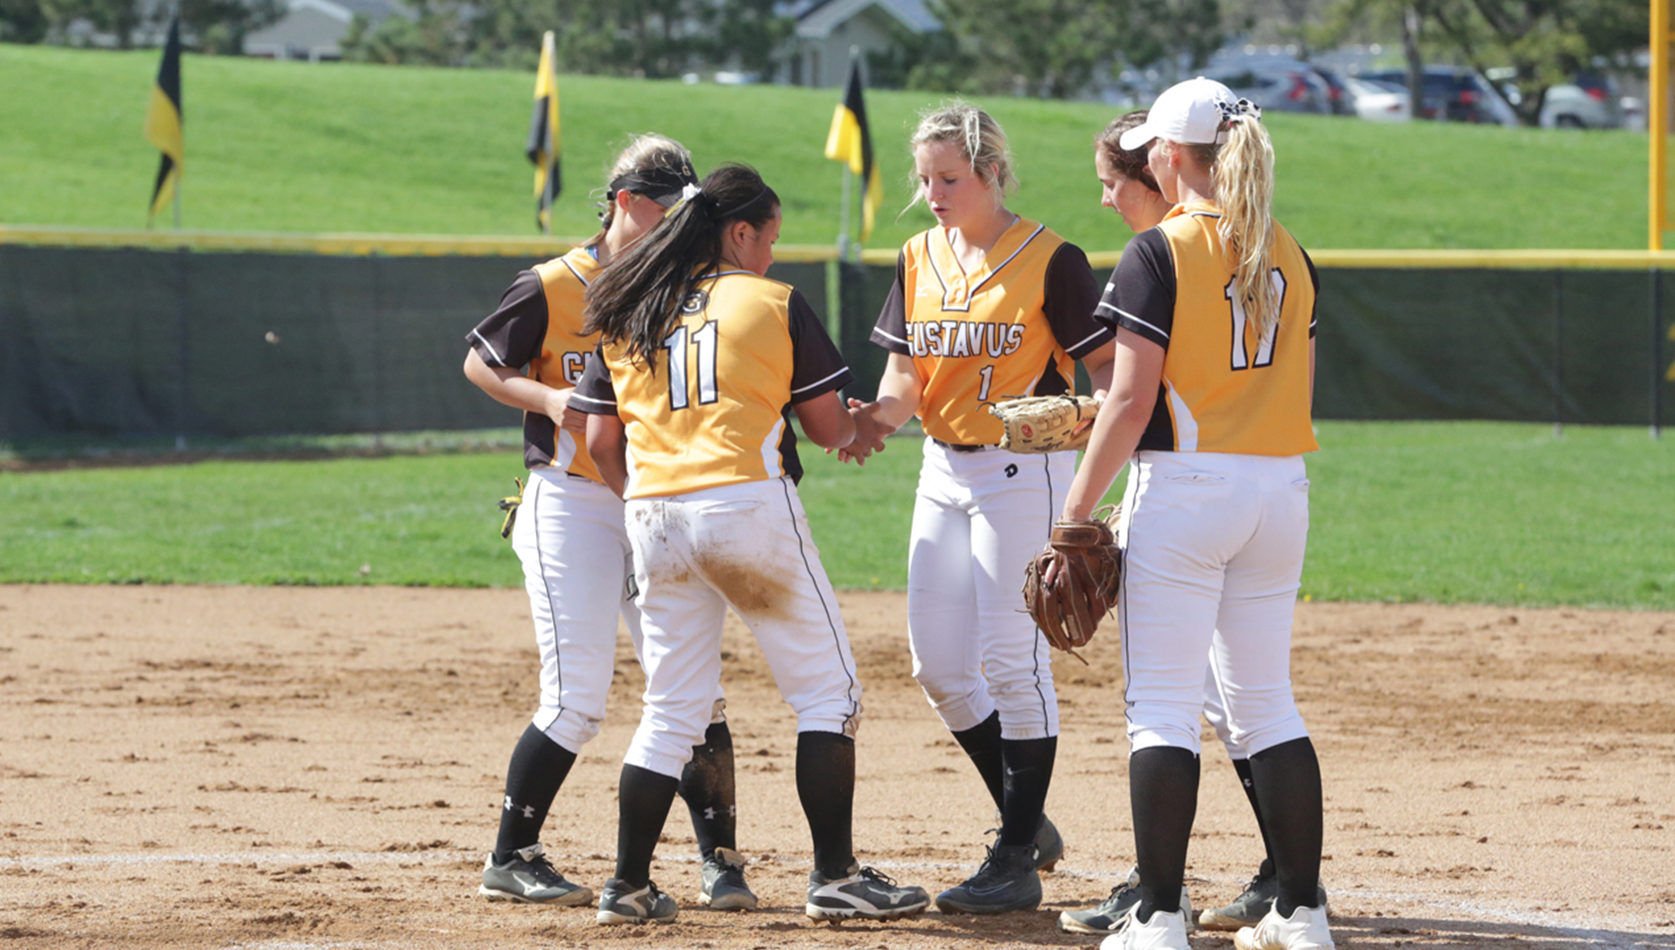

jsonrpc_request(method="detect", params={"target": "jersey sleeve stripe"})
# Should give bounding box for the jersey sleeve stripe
[568,391,617,407]
[1064,327,1114,357]
[469,328,510,367]
[869,326,911,354]
[1115,309,1171,342]
[790,367,849,396]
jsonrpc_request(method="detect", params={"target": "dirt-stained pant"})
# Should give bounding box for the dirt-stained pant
[623,476,863,780]
[512,468,723,755]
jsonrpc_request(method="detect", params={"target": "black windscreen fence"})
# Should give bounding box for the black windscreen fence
[0,246,826,441]
[0,245,1667,441]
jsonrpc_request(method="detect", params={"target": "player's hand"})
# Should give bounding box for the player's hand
[547,389,586,435]
[843,398,895,465]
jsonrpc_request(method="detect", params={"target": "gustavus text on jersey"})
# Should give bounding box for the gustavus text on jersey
[905,320,1026,360]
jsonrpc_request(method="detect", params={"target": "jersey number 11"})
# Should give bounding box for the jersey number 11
[664,321,720,410]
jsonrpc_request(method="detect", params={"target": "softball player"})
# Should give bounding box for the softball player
[571,163,928,925]
[1062,111,1326,938]
[846,101,1115,915]
[462,135,754,912]
[1057,78,1332,950]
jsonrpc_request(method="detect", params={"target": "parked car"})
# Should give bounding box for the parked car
[1309,67,1358,116]
[1202,64,1332,114]
[1540,73,1623,129]
[1357,67,1517,125]
[1345,77,1410,122]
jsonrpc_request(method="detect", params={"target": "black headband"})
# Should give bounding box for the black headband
[607,162,699,206]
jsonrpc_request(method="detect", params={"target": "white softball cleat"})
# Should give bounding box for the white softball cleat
[1100,907,1191,950]
[1235,903,1336,950]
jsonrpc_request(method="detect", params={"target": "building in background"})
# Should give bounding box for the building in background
[778,0,939,87]
[245,0,408,61]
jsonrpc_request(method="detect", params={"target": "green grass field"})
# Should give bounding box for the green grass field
[0,45,1654,250]
[2,422,1669,608]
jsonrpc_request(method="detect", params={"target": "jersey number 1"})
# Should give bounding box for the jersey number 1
[664,321,719,410]
[1224,271,1287,371]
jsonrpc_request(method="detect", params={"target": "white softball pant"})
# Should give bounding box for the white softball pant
[907,438,1073,741]
[511,468,722,755]
[623,477,863,780]
[1118,450,1312,757]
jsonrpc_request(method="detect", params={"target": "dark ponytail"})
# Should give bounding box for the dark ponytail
[583,163,780,372]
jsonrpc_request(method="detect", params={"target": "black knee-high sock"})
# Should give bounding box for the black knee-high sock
[951,710,1006,810]
[1131,747,1200,921]
[796,731,856,879]
[1248,737,1323,917]
[1232,757,1276,876]
[613,763,681,887]
[494,724,577,861]
[677,721,737,859]
[998,736,1056,846]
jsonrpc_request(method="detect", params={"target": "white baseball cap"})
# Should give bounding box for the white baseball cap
[1119,77,1246,150]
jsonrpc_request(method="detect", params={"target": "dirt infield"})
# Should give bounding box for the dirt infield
[1,585,1671,950]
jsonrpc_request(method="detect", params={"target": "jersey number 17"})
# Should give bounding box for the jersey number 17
[1224,271,1287,371]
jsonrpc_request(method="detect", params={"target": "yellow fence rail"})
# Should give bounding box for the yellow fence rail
[10,225,1675,271]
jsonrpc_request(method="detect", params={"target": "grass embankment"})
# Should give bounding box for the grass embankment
[0,45,1652,250]
[1,422,1669,608]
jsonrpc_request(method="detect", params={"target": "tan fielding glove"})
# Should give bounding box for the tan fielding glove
[988,395,1101,453]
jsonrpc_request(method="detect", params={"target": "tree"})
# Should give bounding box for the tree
[702,0,792,78]
[18,0,277,51]
[179,0,284,54]
[926,0,1222,98]
[0,0,50,42]
[1317,0,1647,125]
[1428,0,1644,122]
[341,0,468,66]
[928,0,1124,97]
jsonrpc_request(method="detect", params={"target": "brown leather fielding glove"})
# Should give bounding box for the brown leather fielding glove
[987,395,1101,453]
[1022,506,1122,662]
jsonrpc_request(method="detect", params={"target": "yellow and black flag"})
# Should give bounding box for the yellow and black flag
[526,31,561,233]
[144,13,184,223]
[824,54,882,243]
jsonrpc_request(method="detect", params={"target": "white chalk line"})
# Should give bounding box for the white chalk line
[2,850,1668,949]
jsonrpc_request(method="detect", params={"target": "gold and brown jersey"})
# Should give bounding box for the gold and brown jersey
[571,271,851,499]
[1098,200,1318,456]
[466,245,605,481]
[870,218,1109,445]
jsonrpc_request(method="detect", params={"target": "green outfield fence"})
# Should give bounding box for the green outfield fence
[1,226,1670,443]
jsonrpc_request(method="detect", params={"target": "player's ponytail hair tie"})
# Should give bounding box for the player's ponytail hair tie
[662,182,707,218]
[1209,97,1260,144]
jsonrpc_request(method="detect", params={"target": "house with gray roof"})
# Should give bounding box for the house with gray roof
[777,0,940,87]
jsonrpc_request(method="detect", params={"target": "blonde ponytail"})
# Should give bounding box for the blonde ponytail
[1212,118,1278,338]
